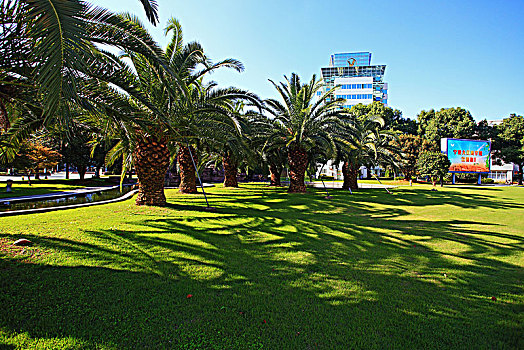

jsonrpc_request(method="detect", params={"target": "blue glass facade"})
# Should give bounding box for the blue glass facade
[330,52,371,67]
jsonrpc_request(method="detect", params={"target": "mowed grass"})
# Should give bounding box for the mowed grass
[0,184,522,349]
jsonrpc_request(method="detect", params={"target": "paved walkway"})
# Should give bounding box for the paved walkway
[0,171,96,182]
[308,181,397,189]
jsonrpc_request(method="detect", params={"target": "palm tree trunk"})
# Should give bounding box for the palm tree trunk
[288,146,307,193]
[0,98,10,133]
[342,161,359,190]
[223,153,238,187]
[178,144,198,194]
[342,161,350,190]
[134,135,170,206]
[269,163,282,186]
[78,165,86,180]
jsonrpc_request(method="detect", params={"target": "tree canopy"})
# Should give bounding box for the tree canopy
[494,114,524,184]
[417,107,476,147]
[416,152,451,185]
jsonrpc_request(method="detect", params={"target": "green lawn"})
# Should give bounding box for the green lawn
[0,184,522,349]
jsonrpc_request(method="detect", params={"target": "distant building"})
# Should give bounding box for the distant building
[319,52,388,109]
[317,52,388,179]
[488,160,518,183]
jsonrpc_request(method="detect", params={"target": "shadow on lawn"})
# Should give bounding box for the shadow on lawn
[0,186,522,349]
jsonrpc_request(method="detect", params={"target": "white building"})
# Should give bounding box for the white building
[331,77,388,109]
[489,159,518,183]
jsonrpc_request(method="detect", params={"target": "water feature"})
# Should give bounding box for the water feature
[0,185,135,213]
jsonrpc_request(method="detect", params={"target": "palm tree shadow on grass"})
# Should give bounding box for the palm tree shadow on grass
[1,186,522,349]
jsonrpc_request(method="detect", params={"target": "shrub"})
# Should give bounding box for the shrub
[482,178,494,184]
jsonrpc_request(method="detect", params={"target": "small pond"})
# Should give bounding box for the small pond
[0,185,135,213]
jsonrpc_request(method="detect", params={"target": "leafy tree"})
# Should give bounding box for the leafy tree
[62,129,93,181]
[396,134,422,179]
[11,140,61,184]
[350,102,406,131]
[475,119,498,141]
[264,73,346,193]
[417,107,476,149]
[416,152,451,187]
[494,114,524,185]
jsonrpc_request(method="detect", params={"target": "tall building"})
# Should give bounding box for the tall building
[319,52,388,109]
[316,52,388,180]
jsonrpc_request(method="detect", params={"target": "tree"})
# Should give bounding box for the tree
[62,129,93,181]
[212,104,258,188]
[475,119,498,141]
[494,114,524,185]
[249,112,288,186]
[264,147,287,186]
[0,0,166,163]
[264,73,346,193]
[338,113,399,190]
[104,17,259,204]
[417,107,476,149]
[349,102,403,130]
[396,134,422,180]
[11,140,61,184]
[416,152,451,187]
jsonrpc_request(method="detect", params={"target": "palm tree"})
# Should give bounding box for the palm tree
[112,18,259,203]
[339,113,400,190]
[264,73,346,192]
[0,0,166,161]
[170,82,259,193]
[264,147,287,186]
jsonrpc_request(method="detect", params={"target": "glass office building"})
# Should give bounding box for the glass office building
[319,52,388,109]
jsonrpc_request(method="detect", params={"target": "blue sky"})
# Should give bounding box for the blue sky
[91,0,524,121]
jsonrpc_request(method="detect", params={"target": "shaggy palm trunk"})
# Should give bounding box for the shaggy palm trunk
[0,98,10,133]
[78,165,87,181]
[223,153,238,187]
[288,146,307,193]
[178,144,198,194]
[342,161,359,191]
[269,163,282,186]
[134,135,170,206]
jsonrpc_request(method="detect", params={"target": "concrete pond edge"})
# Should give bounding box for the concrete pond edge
[0,189,139,217]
